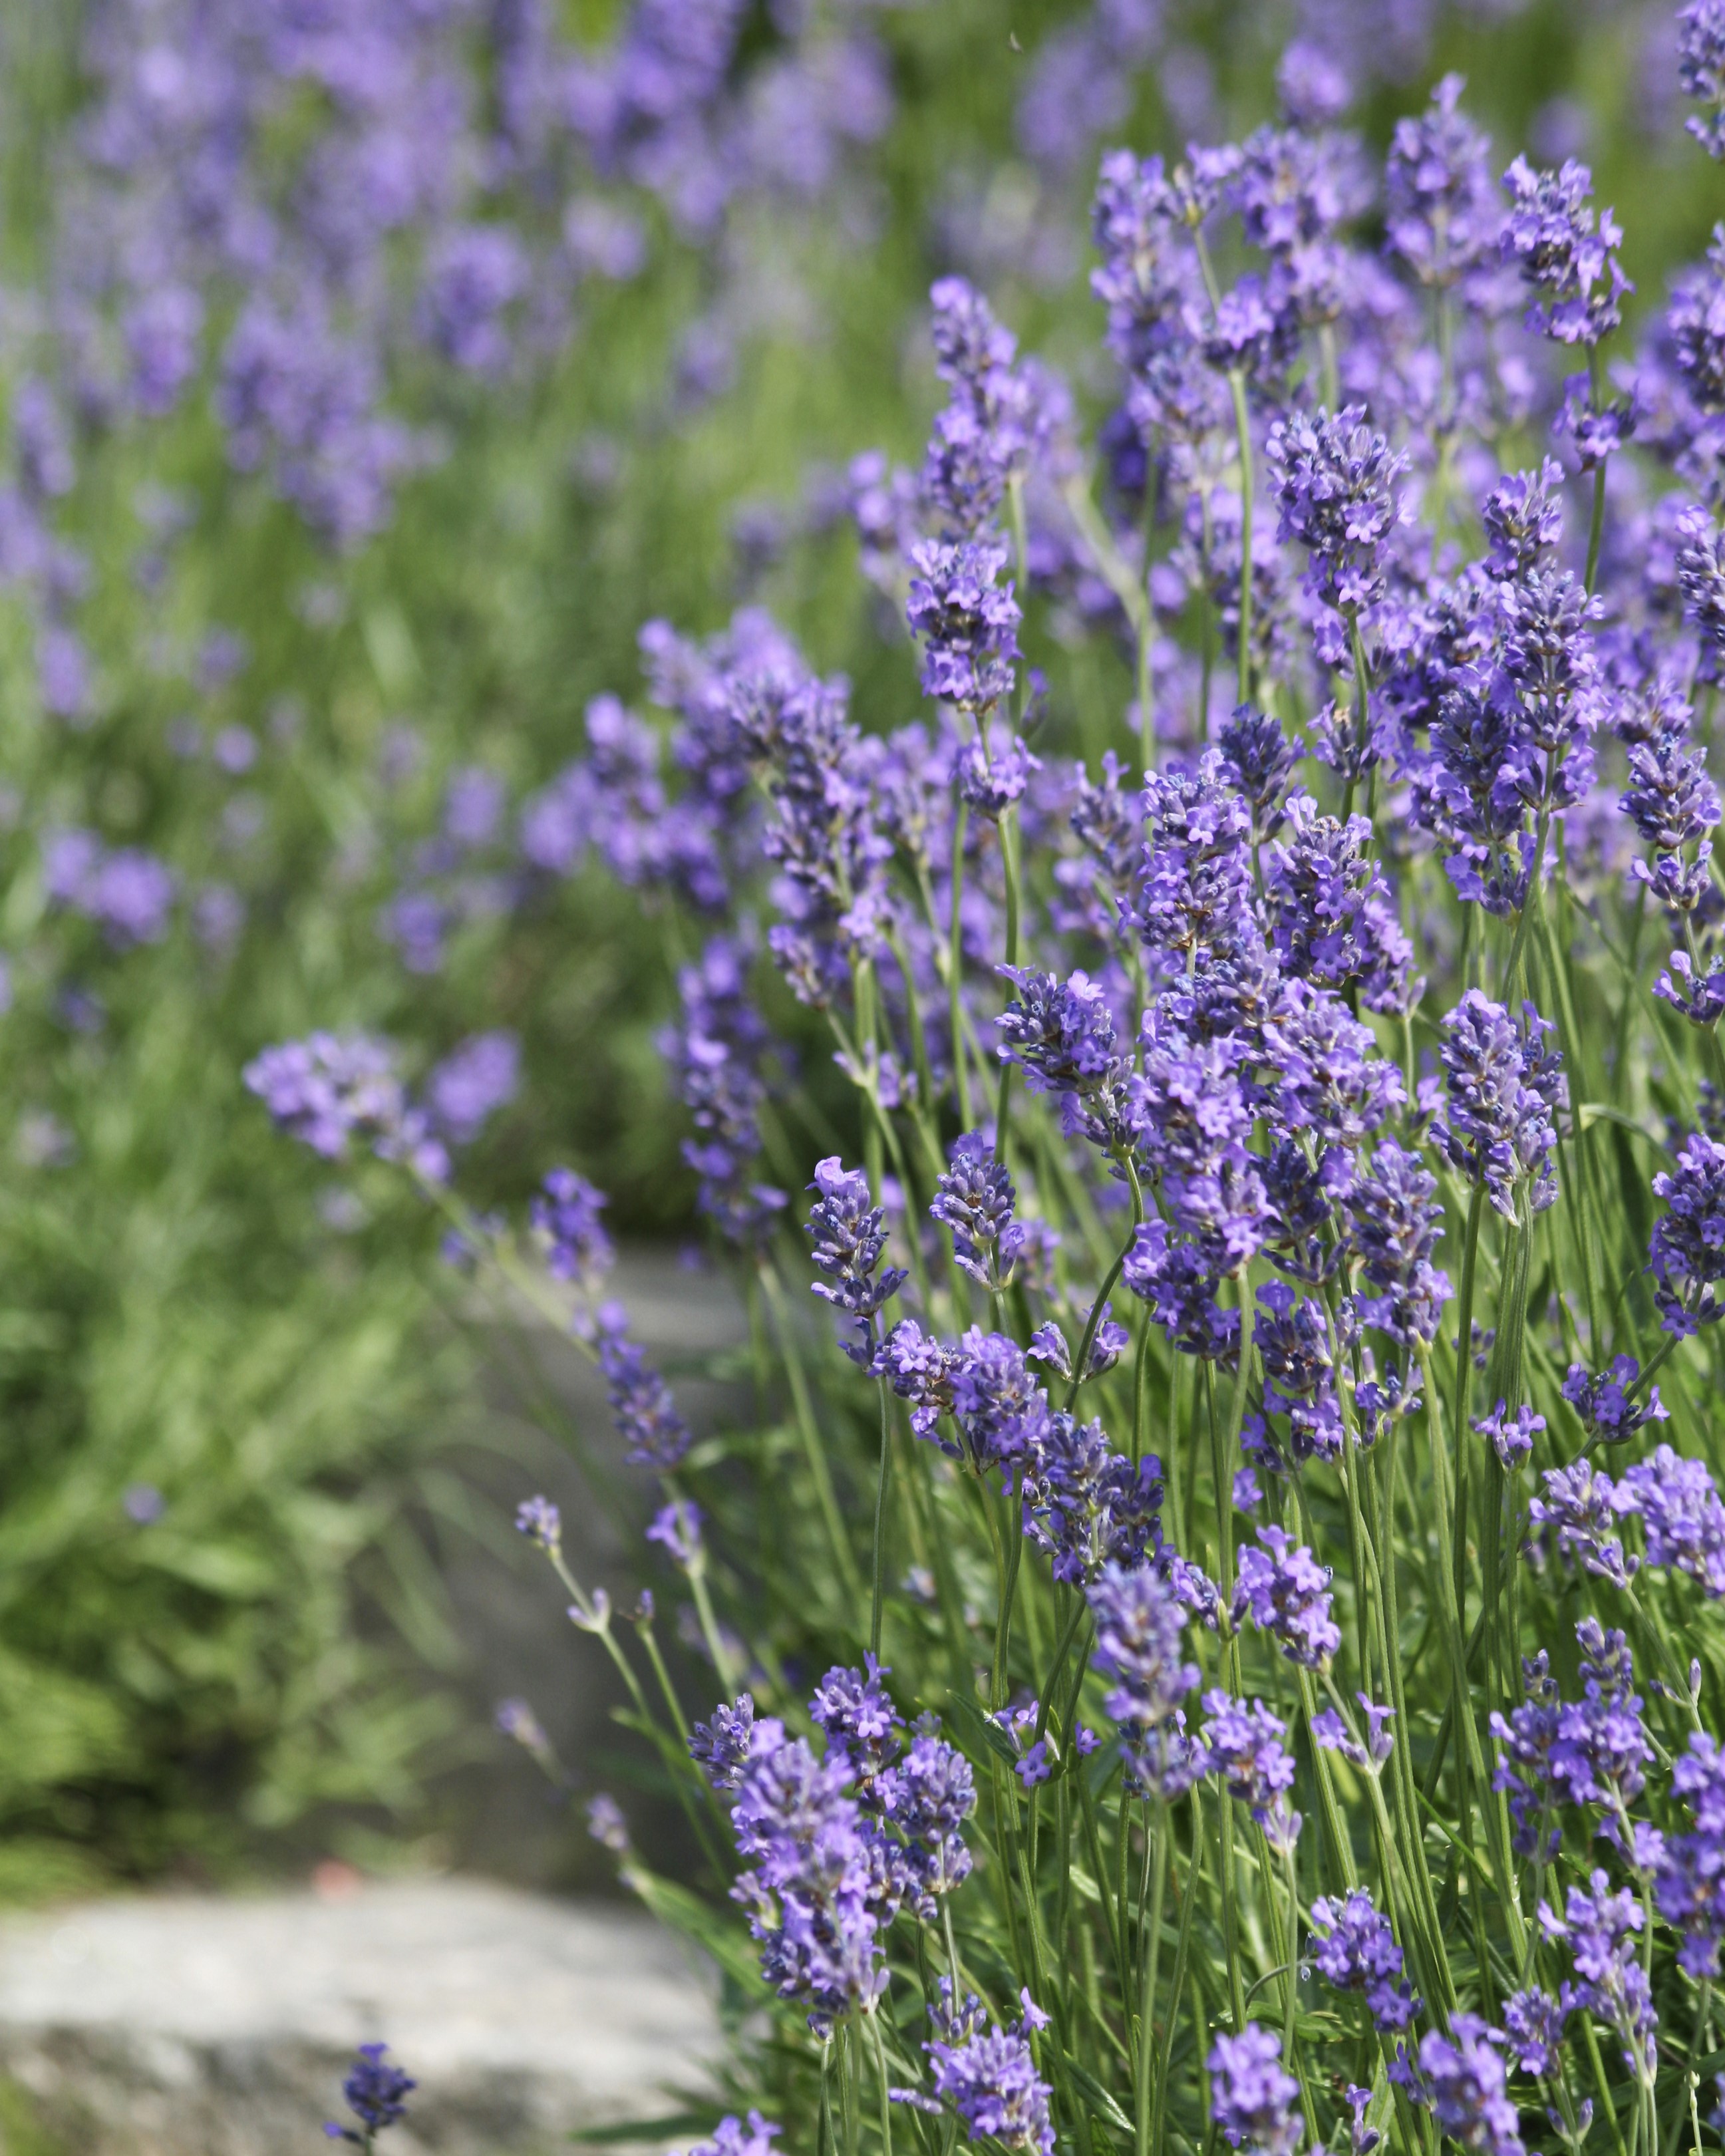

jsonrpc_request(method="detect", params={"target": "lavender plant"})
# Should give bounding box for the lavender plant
[249,25,1725,2156]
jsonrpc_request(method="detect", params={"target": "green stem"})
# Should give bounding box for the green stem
[1226,369,1254,709]
[949,804,973,1128]
[872,1379,893,1659]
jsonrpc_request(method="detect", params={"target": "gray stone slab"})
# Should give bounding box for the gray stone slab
[0,1879,719,2154]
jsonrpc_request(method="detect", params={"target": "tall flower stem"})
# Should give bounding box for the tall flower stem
[871,1378,894,1658]
[759,1261,865,1605]
[995,807,1022,1166]
[1226,369,1255,709]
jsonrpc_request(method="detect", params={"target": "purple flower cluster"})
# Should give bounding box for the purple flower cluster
[932,1134,1028,1289]
[326,2043,415,2145]
[1209,2026,1302,2156]
[1229,1525,1340,1668]
[1201,1690,1301,1851]
[923,1984,1055,2156]
[1309,1887,1420,2030]
[1650,1132,1725,1333]
[1392,2015,1525,2156]
[1088,1560,1202,1797]
[244,1032,447,1181]
[1436,992,1563,1219]
[1500,158,1631,345]
[806,1158,907,1363]
[44,830,176,949]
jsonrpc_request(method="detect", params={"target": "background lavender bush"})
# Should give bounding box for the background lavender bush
[6,0,1725,1915]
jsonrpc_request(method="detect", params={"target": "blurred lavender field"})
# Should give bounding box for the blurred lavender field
[0,0,1713,1911]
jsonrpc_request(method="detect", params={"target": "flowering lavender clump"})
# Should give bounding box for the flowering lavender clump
[530,1169,615,1293]
[1024,1420,1164,1585]
[325,2044,415,2145]
[244,1034,446,1181]
[1619,1444,1725,1593]
[806,1158,907,1361]
[1393,2016,1524,2156]
[728,1724,884,2031]
[1561,1357,1668,1443]
[932,1133,1027,1288]
[1500,158,1631,344]
[1201,1691,1301,1851]
[691,1696,767,1791]
[1267,405,1406,618]
[1681,0,1725,159]
[906,539,1021,712]
[924,1986,1055,2156]
[687,2114,782,2156]
[1502,1987,1567,2078]
[1208,2026,1302,2156]
[1088,1560,1202,1796]
[1545,1873,1658,2081]
[1473,1400,1543,1471]
[1345,1141,1451,1347]
[595,1310,693,1469]
[1229,1525,1340,1669]
[646,1498,704,1572]
[1309,1887,1420,2030]
[1650,1133,1725,1333]
[1527,1462,1635,1586]
[1436,993,1563,1220]
[950,1329,1050,1476]
[1656,1732,1725,1974]
[1385,75,1502,287]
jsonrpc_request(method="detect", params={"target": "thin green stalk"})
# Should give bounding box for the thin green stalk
[995,808,1021,1163]
[949,803,973,1128]
[1138,1808,1168,2156]
[1450,1177,1488,1635]
[759,1261,865,1605]
[872,1379,893,1659]
[1226,369,1254,708]
[870,2010,895,2156]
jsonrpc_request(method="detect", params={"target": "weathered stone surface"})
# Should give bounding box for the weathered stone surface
[0,1879,718,2154]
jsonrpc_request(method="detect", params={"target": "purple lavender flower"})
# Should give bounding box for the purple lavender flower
[1219,706,1302,841]
[1230,1525,1341,1668]
[1650,1132,1725,1333]
[1264,980,1404,1156]
[1622,725,1720,913]
[1491,1652,1563,1862]
[1201,1690,1301,1851]
[1267,404,1407,618]
[1482,462,1567,581]
[1024,1419,1164,1586]
[877,1728,975,1911]
[530,1169,615,1293]
[1309,1887,1420,2031]
[424,1032,519,1146]
[691,1696,768,1791]
[1087,1561,1203,1797]
[1561,1357,1667,1444]
[1385,75,1501,289]
[1543,1872,1657,2081]
[1502,1987,1568,2078]
[1656,1731,1725,1974]
[595,1309,691,1470]
[728,1727,884,2030]
[1473,1401,1543,1471]
[45,830,177,948]
[1345,1140,1451,1347]
[905,539,1021,711]
[665,938,786,1247]
[925,1990,1055,2156]
[515,1495,561,1553]
[1675,505,1725,665]
[646,1499,704,1573]
[1680,1,1725,160]
[1527,1461,1635,1585]
[326,2044,415,2145]
[806,1157,907,1361]
[1392,2014,1524,2156]
[931,1133,1027,1289]
[1262,798,1416,1015]
[688,2114,782,2156]
[1208,2026,1301,2156]
[244,1033,445,1181]
[949,1328,1050,1476]
[1436,992,1563,1220]
[1501,158,1631,344]
[1619,1444,1725,1593]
